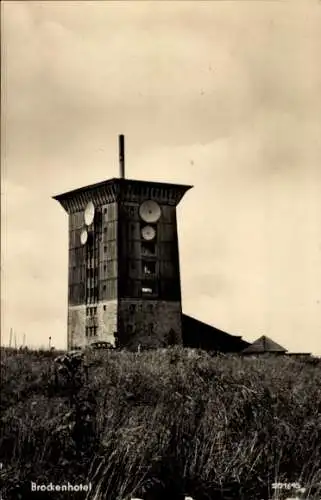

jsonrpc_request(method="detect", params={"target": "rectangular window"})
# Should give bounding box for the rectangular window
[142,281,156,294]
[141,242,156,256]
[142,260,156,275]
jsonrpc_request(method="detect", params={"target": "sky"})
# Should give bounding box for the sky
[1,1,321,354]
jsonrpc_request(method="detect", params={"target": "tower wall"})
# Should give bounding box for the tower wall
[53,178,192,351]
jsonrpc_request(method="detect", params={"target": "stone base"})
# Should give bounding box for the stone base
[68,299,182,351]
[117,299,182,350]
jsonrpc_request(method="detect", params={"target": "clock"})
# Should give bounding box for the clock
[141,225,156,241]
[139,200,161,223]
[84,201,95,226]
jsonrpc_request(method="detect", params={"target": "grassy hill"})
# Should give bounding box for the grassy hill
[0,346,320,500]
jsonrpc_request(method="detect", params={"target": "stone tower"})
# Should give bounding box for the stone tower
[53,136,192,350]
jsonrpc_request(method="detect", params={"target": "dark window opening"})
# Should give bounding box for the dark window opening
[142,260,156,275]
[142,281,156,295]
[141,241,156,256]
[103,305,106,311]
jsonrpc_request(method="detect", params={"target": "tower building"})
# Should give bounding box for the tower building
[53,136,192,350]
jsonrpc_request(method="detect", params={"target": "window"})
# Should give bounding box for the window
[104,246,107,253]
[103,305,106,311]
[142,260,156,275]
[104,227,107,233]
[142,281,156,294]
[141,242,156,256]
[129,304,136,313]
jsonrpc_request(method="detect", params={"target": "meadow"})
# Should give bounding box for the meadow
[0,346,320,500]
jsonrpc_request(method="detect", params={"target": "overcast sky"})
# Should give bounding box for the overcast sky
[1,1,321,354]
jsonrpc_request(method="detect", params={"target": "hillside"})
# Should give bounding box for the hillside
[0,347,320,500]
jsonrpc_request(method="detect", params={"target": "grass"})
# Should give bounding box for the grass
[0,346,321,499]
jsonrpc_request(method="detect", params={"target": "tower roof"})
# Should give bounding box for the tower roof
[53,177,193,214]
[242,335,287,354]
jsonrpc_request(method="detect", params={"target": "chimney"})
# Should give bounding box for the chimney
[119,134,125,178]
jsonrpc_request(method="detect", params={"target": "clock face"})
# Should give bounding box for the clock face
[139,200,161,223]
[84,201,95,226]
[141,225,156,241]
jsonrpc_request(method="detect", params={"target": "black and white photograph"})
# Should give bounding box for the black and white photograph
[1,1,321,499]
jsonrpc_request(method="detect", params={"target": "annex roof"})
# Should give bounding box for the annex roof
[242,335,287,354]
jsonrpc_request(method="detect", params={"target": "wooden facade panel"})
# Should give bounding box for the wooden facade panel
[69,282,86,305]
[159,260,177,280]
[69,265,86,284]
[102,202,118,222]
[100,240,117,261]
[160,205,175,223]
[158,241,178,260]
[105,221,117,241]
[99,259,118,279]
[128,259,142,279]
[158,222,176,242]
[69,211,84,230]
[127,222,141,240]
[99,279,117,300]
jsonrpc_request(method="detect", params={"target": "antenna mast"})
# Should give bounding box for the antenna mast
[119,134,125,178]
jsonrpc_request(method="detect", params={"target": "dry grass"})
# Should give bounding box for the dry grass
[0,346,320,499]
